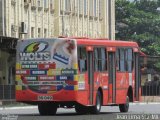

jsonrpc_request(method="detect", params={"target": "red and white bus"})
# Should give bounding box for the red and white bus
[16,37,141,115]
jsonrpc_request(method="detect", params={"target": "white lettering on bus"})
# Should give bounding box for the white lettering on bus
[32,71,45,74]
[60,76,67,80]
[19,52,50,61]
[62,70,74,74]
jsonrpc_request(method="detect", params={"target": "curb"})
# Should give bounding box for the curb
[130,102,160,105]
[0,106,37,110]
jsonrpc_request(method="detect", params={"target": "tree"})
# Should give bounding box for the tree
[116,0,160,56]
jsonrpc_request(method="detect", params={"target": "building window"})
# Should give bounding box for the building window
[84,0,87,15]
[44,0,48,8]
[78,47,87,72]
[60,0,63,11]
[65,0,71,12]
[79,0,83,14]
[94,0,97,17]
[44,28,47,38]
[75,0,78,13]
[31,27,34,38]
[38,0,41,6]
[31,0,36,7]
[71,0,75,12]
[50,0,54,10]
[89,0,93,16]
[38,28,41,38]
[99,0,102,18]
[37,0,43,8]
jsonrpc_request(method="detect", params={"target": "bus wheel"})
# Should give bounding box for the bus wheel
[119,96,129,112]
[90,91,102,114]
[38,102,57,115]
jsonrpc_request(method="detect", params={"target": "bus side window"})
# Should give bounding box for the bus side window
[101,48,107,71]
[94,48,98,71]
[119,48,125,72]
[98,48,102,71]
[126,48,133,72]
[78,47,87,72]
[94,47,107,71]
[116,49,120,71]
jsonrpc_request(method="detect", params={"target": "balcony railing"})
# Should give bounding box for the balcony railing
[0,85,15,100]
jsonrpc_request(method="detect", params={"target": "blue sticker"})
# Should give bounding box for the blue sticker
[57,85,63,91]
[65,86,74,90]
[56,75,74,81]
[30,70,47,75]
[53,53,69,65]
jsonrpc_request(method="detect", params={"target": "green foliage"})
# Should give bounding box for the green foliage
[116,0,160,56]
[155,62,160,71]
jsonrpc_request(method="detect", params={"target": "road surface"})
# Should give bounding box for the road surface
[0,103,160,120]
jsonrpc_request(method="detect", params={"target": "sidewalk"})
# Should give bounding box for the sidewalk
[142,96,160,102]
[0,105,37,110]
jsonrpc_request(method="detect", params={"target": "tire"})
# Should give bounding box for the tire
[119,96,129,112]
[38,102,57,115]
[90,91,102,114]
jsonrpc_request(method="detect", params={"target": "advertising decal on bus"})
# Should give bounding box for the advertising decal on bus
[16,39,79,94]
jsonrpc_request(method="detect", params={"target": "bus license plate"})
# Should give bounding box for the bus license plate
[38,96,53,101]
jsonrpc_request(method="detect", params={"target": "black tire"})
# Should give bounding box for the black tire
[90,91,102,114]
[75,104,88,114]
[119,96,129,112]
[38,102,57,115]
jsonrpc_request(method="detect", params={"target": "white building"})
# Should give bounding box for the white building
[0,0,115,85]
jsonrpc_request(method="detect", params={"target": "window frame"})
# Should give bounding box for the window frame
[126,48,133,72]
[94,47,107,72]
[116,47,134,73]
[77,46,87,73]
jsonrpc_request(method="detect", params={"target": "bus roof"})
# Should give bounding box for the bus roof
[75,38,139,48]
[19,37,139,48]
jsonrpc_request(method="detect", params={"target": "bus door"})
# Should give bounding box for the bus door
[134,52,140,101]
[108,48,116,103]
[86,46,94,105]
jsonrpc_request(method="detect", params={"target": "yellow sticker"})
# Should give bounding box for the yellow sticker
[16,63,21,69]
[74,85,78,90]
[47,69,61,75]
[16,75,21,81]
[47,91,56,94]
[73,63,78,69]
[74,75,78,81]
[78,74,85,82]
[16,85,22,90]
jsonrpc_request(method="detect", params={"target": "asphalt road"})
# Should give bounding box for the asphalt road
[0,103,160,120]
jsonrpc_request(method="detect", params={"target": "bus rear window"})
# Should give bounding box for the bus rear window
[78,47,87,72]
